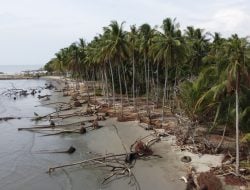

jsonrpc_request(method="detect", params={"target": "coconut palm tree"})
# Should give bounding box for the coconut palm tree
[85,35,110,103]
[68,43,81,79]
[150,18,182,121]
[225,34,250,175]
[54,48,70,75]
[139,23,155,112]
[185,26,209,76]
[44,21,250,166]
[127,25,139,110]
[191,34,250,174]
[102,21,129,116]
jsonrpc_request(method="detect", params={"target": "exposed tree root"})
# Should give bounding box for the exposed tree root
[46,132,159,190]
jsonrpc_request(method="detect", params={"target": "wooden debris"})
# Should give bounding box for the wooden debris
[35,101,70,107]
[44,83,55,90]
[47,153,127,173]
[35,146,76,154]
[18,119,93,131]
[79,126,87,134]
[117,113,137,122]
[67,146,76,154]
[183,170,223,190]
[46,131,160,189]
[92,120,101,129]
[185,173,197,190]
[124,152,138,164]
[197,171,223,190]
[224,174,248,186]
[38,94,51,99]
[50,120,55,126]
[0,117,21,121]
[134,141,153,156]
[74,101,82,107]
[97,115,106,121]
[41,129,84,136]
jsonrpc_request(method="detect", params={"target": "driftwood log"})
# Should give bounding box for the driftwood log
[35,146,76,154]
[0,117,21,121]
[38,94,51,99]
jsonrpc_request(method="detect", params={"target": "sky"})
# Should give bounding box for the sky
[0,0,249,66]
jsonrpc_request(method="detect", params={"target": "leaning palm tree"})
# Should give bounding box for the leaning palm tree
[194,34,250,175]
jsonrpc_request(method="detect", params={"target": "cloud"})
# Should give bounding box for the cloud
[184,0,250,37]
[214,8,249,30]
[198,7,250,36]
[0,0,250,65]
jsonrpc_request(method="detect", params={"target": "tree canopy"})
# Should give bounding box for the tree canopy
[44,18,250,133]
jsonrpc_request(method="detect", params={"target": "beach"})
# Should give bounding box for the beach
[0,77,240,190]
[2,0,250,189]
[40,77,188,190]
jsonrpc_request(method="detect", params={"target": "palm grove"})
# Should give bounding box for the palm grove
[44,18,250,174]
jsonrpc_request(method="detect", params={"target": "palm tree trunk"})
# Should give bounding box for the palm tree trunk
[104,66,110,106]
[156,62,159,107]
[144,53,149,114]
[172,64,178,113]
[92,70,96,108]
[151,69,156,106]
[235,71,240,175]
[85,69,90,102]
[173,64,178,98]
[109,59,115,108]
[122,62,129,103]
[166,47,172,102]
[147,59,150,113]
[118,64,123,117]
[132,52,136,110]
[162,62,168,122]
[101,70,105,96]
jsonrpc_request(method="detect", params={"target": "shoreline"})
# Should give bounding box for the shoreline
[40,76,228,189]
[0,74,39,80]
[32,76,246,189]
[41,77,187,188]
[41,78,188,189]
[0,76,245,189]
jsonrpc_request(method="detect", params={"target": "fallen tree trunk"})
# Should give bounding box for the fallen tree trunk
[0,117,21,121]
[35,101,70,107]
[38,94,51,99]
[18,120,88,131]
[48,153,127,173]
[35,146,76,154]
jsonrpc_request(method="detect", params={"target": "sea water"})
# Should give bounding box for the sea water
[0,65,43,75]
[0,79,185,190]
[0,79,101,190]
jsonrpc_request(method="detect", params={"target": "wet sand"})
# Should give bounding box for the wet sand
[42,78,187,189]
[42,77,227,189]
